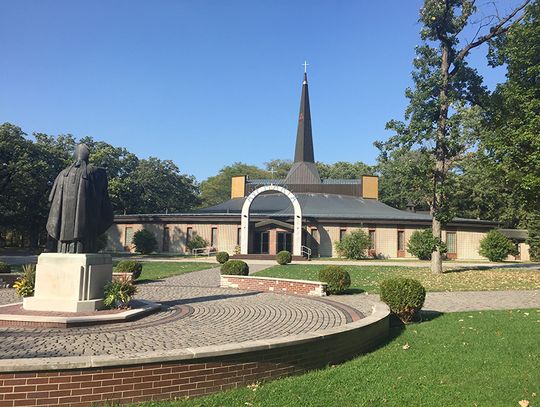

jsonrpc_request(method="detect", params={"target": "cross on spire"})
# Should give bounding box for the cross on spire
[302,60,309,73]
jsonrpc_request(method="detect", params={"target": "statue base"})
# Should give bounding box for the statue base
[23,253,113,313]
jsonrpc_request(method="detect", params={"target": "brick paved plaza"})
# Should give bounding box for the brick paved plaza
[0,267,375,360]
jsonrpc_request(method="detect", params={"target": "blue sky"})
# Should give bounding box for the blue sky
[0,0,521,181]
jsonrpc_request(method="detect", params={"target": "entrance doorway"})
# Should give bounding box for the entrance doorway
[277,232,292,253]
[253,231,270,254]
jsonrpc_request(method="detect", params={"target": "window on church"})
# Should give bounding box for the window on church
[186,227,193,244]
[311,228,319,242]
[124,227,133,249]
[369,230,376,250]
[446,232,456,254]
[339,229,347,242]
[211,227,218,247]
[237,228,241,245]
[163,227,170,252]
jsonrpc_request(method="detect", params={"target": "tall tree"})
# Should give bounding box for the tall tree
[129,157,199,214]
[377,149,434,211]
[377,0,529,273]
[199,163,269,207]
[264,159,292,178]
[317,161,374,179]
[483,0,540,219]
[0,124,64,247]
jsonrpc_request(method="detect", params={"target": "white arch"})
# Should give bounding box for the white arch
[240,185,302,256]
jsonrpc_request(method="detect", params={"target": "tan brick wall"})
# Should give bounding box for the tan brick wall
[519,243,531,261]
[453,230,485,260]
[374,226,398,259]
[108,221,532,261]
[106,223,241,254]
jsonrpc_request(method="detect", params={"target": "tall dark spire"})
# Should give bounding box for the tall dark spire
[294,72,315,163]
[285,67,321,185]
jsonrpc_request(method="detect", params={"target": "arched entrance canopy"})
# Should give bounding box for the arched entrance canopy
[240,185,302,256]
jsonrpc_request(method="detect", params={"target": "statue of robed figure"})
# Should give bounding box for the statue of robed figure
[46,144,114,253]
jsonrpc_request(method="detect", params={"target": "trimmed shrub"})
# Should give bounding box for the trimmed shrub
[318,266,351,294]
[334,230,370,260]
[407,229,447,260]
[216,251,230,264]
[0,262,11,273]
[187,235,208,252]
[479,230,518,262]
[220,260,249,276]
[13,264,36,297]
[276,250,292,265]
[132,229,158,254]
[115,260,143,280]
[380,277,426,323]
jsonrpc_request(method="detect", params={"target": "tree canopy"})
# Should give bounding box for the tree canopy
[0,124,199,247]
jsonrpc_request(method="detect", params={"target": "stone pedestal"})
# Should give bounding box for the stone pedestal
[23,253,112,313]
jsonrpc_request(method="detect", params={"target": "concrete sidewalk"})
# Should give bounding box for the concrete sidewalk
[366,289,540,313]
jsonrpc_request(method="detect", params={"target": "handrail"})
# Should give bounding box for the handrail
[191,247,217,256]
[301,245,312,260]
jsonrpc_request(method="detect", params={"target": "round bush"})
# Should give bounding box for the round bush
[334,230,370,260]
[132,229,158,254]
[318,266,351,295]
[380,277,426,323]
[276,250,292,265]
[407,229,447,260]
[479,230,518,262]
[216,251,230,264]
[0,262,11,273]
[220,260,249,276]
[115,260,143,280]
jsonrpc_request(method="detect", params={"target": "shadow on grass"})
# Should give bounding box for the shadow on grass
[444,266,491,273]
[444,263,540,273]
[386,310,444,328]
[342,287,365,295]
[418,309,444,322]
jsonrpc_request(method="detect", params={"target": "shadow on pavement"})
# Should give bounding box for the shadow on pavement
[160,291,261,308]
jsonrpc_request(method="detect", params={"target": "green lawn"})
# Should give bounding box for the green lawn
[115,261,216,282]
[255,264,540,293]
[137,309,539,407]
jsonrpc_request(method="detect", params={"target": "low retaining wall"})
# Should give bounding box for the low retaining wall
[0,303,390,407]
[220,275,327,296]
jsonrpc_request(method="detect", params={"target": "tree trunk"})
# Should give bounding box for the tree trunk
[432,40,451,274]
[431,216,443,273]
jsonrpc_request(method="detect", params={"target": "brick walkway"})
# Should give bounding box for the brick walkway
[0,267,372,360]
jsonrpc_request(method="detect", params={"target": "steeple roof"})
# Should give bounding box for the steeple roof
[285,69,322,185]
[294,73,315,163]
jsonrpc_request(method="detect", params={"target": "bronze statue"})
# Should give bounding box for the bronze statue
[46,144,113,253]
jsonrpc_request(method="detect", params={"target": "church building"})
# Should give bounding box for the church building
[106,71,530,261]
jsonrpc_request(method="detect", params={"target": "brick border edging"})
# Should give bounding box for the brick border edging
[220,274,327,296]
[0,303,390,406]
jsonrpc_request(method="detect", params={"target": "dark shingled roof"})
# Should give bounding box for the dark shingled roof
[197,192,496,226]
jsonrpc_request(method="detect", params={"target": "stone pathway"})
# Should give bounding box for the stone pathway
[0,267,370,360]
[422,290,540,312]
